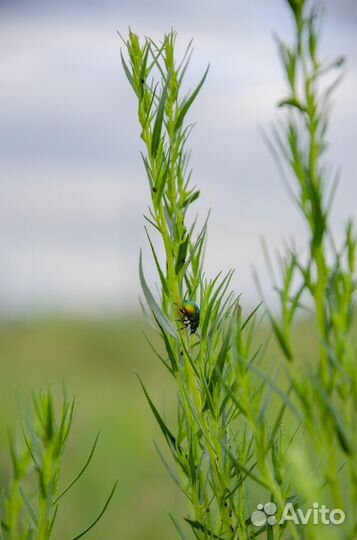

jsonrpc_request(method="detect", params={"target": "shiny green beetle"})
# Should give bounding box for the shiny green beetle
[179,300,200,334]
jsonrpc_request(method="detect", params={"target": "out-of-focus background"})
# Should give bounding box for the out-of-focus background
[0,0,356,538]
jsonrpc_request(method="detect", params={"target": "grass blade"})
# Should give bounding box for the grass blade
[53,431,101,504]
[175,65,209,133]
[151,73,171,157]
[19,487,39,529]
[139,251,177,338]
[184,518,224,540]
[70,481,118,540]
[169,514,188,540]
[136,374,177,449]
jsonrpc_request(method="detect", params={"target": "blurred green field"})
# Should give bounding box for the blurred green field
[0,317,187,540]
[0,316,318,540]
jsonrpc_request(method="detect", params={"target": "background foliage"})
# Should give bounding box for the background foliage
[0,318,318,539]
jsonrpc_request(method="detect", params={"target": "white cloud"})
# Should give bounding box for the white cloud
[0,1,355,314]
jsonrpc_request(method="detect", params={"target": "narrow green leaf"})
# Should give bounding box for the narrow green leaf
[208,323,232,395]
[53,431,101,504]
[8,430,18,478]
[154,442,184,493]
[169,514,188,540]
[315,381,352,455]
[151,73,171,157]
[177,38,194,83]
[271,437,283,486]
[227,461,258,498]
[146,37,167,76]
[120,50,135,93]
[143,213,161,232]
[241,302,263,331]
[265,388,291,455]
[182,189,200,208]
[48,505,58,536]
[70,481,118,540]
[249,364,303,421]
[156,321,178,372]
[184,518,224,540]
[179,213,209,279]
[62,396,76,446]
[20,419,38,468]
[139,42,151,95]
[144,226,168,296]
[175,65,209,133]
[200,369,216,417]
[201,270,233,339]
[141,153,154,190]
[142,331,173,375]
[225,448,270,490]
[155,156,170,205]
[178,373,215,453]
[136,374,177,449]
[139,251,177,338]
[251,525,269,537]
[219,380,238,417]
[45,391,55,441]
[19,487,39,529]
[177,335,200,379]
[269,315,293,361]
[175,234,189,275]
[278,96,307,112]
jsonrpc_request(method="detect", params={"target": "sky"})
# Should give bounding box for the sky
[0,0,356,316]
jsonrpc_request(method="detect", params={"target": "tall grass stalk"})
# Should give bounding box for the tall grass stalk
[121,24,296,540]
[122,1,355,538]
[264,0,356,537]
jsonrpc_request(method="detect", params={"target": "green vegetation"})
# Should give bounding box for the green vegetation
[0,382,117,540]
[0,317,327,540]
[0,0,355,539]
[0,318,183,540]
[121,0,356,538]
